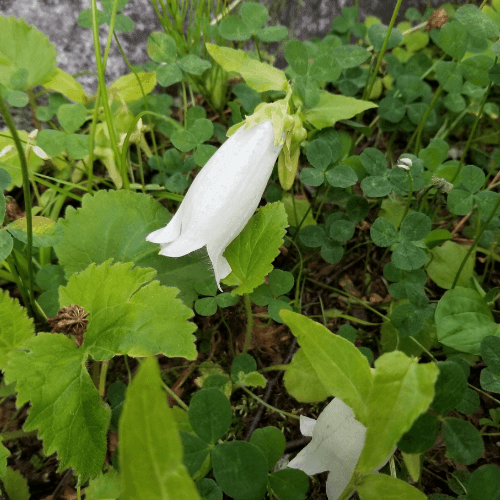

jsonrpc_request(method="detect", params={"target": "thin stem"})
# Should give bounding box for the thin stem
[253,34,263,62]
[240,385,299,420]
[0,429,37,441]
[0,94,35,314]
[398,171,414,228]
[161,381,189,411]
[99,360,110,398]
[469,383,500,405]
[91,0,126,188]
[243,293,253,353]
[451,193,500,289]
[413,86,443,154]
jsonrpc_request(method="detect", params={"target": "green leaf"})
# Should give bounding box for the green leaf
[6,90,29,108]
[147,32,177,63]
[303,91,377,129]
[332,45,371,68]
[467,465,500,500]
[391,303,425,337]
[442,417,484,465]
[268,269,294,297]
[197,479,222,500]
[378,97,406,123]
[179,431,211,478]
[455,5,500,39]
[461,55,493,87]
[435,61,463,93]
[156,63,183,87]
[430,361,468,414]
[108,72,157,102]
[427,241,474,289]
[326,165,358,188]
[330,219,355,243]
[36,129,67,157]
[392,242,427,271]
[5,333,110,482]
[190,118,214,143]
[85,469,120,500]
[309,55,341,83]
[0,443,9,476]
[481,336,500,375]
[0,168,12,190]
[400,212,431,241]
[188,388,232,444]
[300,167,324,186]
[178,55,212,76]
[368,24,403,51]
[306,140,332,170]
[206,44,288,93]
[0,230,13,263]
[120,357,201,500]
[456,387,480,415]
[57,103,87,134]
[438,21,468,61]
[194,297,217,316]
[223,202,288,295]
[211,441,268,500]
[77,8,107,29]
[370,217,399,247]
[357,474,427,500]
[8,216,63,248]
[249,426,286,470]
[2,467,30,500]
[280,310,372,424]
[361,176,393,197]
[255,25,288,42]
[67,134,90,160]
[357,351,438,473]
[447,189,474,215]
[218,15,252,41]
[0,17,57,87]
[231,353,257,379]
[101,0,130,13]
[284,40,309,75]
[240,2,268,30]
[398,412,440,454]
[268,468,310,500]
[0,290,34,371]
[59,260,197,361]
[435,287,499,355]
[54,190,211,306]
[480,368,500,393]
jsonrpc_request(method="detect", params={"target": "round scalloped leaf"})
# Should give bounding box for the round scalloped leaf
[0,16,57,88]
[0,289,34,370]
[54,190,212,306]
[59,260,197,361]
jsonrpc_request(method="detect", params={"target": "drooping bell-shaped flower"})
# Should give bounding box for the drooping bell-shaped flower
[147,120,283,289]
[288,398,392,500]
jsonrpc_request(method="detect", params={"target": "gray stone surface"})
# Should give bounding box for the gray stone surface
[0,0,444,93]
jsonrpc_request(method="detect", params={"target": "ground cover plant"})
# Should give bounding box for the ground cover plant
[0,0,500,498]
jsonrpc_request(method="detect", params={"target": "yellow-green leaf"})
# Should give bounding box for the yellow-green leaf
[357,351,438,473]
[206,43,288,93]
[303,91,378,129]
[108,72,157,102]
[43,68,89,104]
[280,310,373,424]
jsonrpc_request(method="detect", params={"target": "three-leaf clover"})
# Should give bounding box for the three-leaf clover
[147,32,211,87]
[249,270,294,323]
[170,118,216,166]
[371,212,432,270]
[194,277,239,316]
[447,164,486,215]
[218,2,288,43]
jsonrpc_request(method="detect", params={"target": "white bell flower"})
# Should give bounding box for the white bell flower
[288,398,392,500]
[146,120,283,290]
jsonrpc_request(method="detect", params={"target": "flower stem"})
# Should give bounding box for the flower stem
[99,360,110,399]
[240,385,299,420]
[0,94,35,315]
[399,171,414,229]
[243,293,253,353]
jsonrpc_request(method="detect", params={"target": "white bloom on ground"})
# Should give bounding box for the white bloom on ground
[147,120,283,290]
[288,398,392,500]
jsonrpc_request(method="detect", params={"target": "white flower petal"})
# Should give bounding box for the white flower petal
[288,398,366,481]
[300,415,317,437]
[146,120,282,288]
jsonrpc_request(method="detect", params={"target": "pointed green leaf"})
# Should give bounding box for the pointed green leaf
[0,230,13,263]
[0,443,9,476]
[303,91,377,129]
[4,333,110,482]
[120,357,201,500]
[358,351,438,473]
[8,216,63,247]
[206,44,288,93]
[0,290,34,370]
[280,310,372,424]
[85,469,120,500]
[2,467,30,500]
[223,202,288,295]
[59,260,197,361]
[357,474,426,500]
